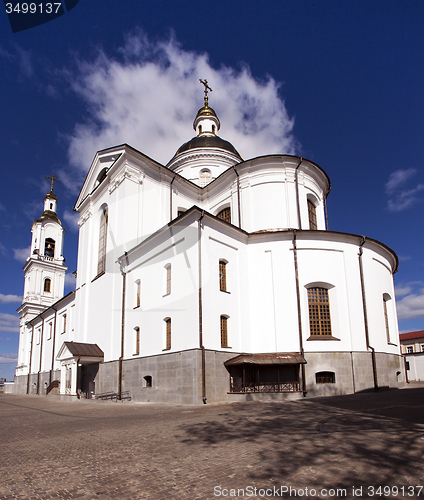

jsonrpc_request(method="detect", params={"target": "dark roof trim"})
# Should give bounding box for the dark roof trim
[63,341,104,357]
[224,352,307,366]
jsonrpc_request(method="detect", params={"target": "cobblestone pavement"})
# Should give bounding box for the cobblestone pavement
[1,387,424,500]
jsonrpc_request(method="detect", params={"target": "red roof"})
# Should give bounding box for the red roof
[399,330,424,341]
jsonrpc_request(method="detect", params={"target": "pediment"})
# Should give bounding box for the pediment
[74,146,126,210]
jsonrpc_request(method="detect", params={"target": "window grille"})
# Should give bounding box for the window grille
[134,327,140,355]
[219,261,227,292]
[97,208,108,275]
[165,265,171,295]
[135,280,141,308]
[199,169,211,187]
[308,200,317,230]
[217,207,231,223]
[220,316,228,347]
[165,318,171,350]
[308,287,332,336]
[383,298,390,343]
[316,371,335,384]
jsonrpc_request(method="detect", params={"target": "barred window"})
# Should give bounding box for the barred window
[308,287,332,336]
[165,264,171,295]
[220,315,228,348]
[217,207,231,224]
[316,371,335,384]
[219,261,227,292]
[383,298,390,343]
[199,169,211,187]
[308,200,317,230]
[134,327,140,355]
[135,280,141,308]
[97,208,108,275]
[165,318,171,350]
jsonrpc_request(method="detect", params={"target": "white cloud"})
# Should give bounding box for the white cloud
[0,353,18,364]
[0,313,20,333]
[385,168,424,212]
[0,294,22,304]
[63,209,80,232]
[12,246,30,263]
[64,273,76,288]
[396,290,424,321]
[64,30,298,192]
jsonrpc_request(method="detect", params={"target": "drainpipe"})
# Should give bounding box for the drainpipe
[295,158,303,229]
[170,175,176,222]
[324,189,330,231]
[233,166,242,229]
[118,252,128,401]
[358,236,379,390]
[37,316,45,395]
[50,308,57,386]
[76,356,81,399]
[198,210,207,404]
[292,230,307,396]
[27,325,34,394]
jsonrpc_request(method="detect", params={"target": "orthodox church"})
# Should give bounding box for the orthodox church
[14,82,405,403]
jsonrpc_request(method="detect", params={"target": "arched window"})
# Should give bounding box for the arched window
[308,199,317,230]
[134,327,140,355]
[44,278,51,293]
[135,280,141,308]
[97,207,108,276]
[96,168,108,186]
[220,315,229,348]
[316,371,335,384]
[308,287,332,336]
[164,264,171,295]
[198,125,202,136]
[383,294,392,343]
[164,318,171,350]
[143,375,152,387]
[219,260,227,292]
[199,169,211,187]
[44,238,55,258]
[217,207,231,224]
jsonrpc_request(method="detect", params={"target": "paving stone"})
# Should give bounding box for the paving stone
[0,387,424,499]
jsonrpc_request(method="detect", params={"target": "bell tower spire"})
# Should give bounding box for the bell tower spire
[18,175,67,319]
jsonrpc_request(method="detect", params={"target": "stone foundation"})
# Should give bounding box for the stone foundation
[13,350,406,403]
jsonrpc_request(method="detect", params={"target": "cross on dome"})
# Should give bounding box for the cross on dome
[199,79,212,107]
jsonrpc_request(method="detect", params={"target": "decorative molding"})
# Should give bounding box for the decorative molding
[109,165,144,194]
[78,209,92,227]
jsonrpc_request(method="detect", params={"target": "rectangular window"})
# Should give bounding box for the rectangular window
[421,345,424,353]
[407,346,414,353]
[220,316,228,347]
[62,314,67,334]
[308,200,317,230]
[37,328,41,345]
[219,261,227,292]
[165,319,171,350]
[308,287,332,336]
[48,322,53,340]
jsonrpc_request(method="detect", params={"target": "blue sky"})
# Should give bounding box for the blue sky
[1,1,424,380]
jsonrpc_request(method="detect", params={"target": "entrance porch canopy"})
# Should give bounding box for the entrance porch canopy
[224,352,306,367]
[57,341,104,364]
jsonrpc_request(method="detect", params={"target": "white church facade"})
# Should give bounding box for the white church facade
[14,86,405,403]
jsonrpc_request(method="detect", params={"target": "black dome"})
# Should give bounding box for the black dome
[174,135,242,159]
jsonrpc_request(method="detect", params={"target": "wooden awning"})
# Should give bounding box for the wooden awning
[224,352,306,367]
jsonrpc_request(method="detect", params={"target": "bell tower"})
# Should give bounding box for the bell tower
[18,175,68,320]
